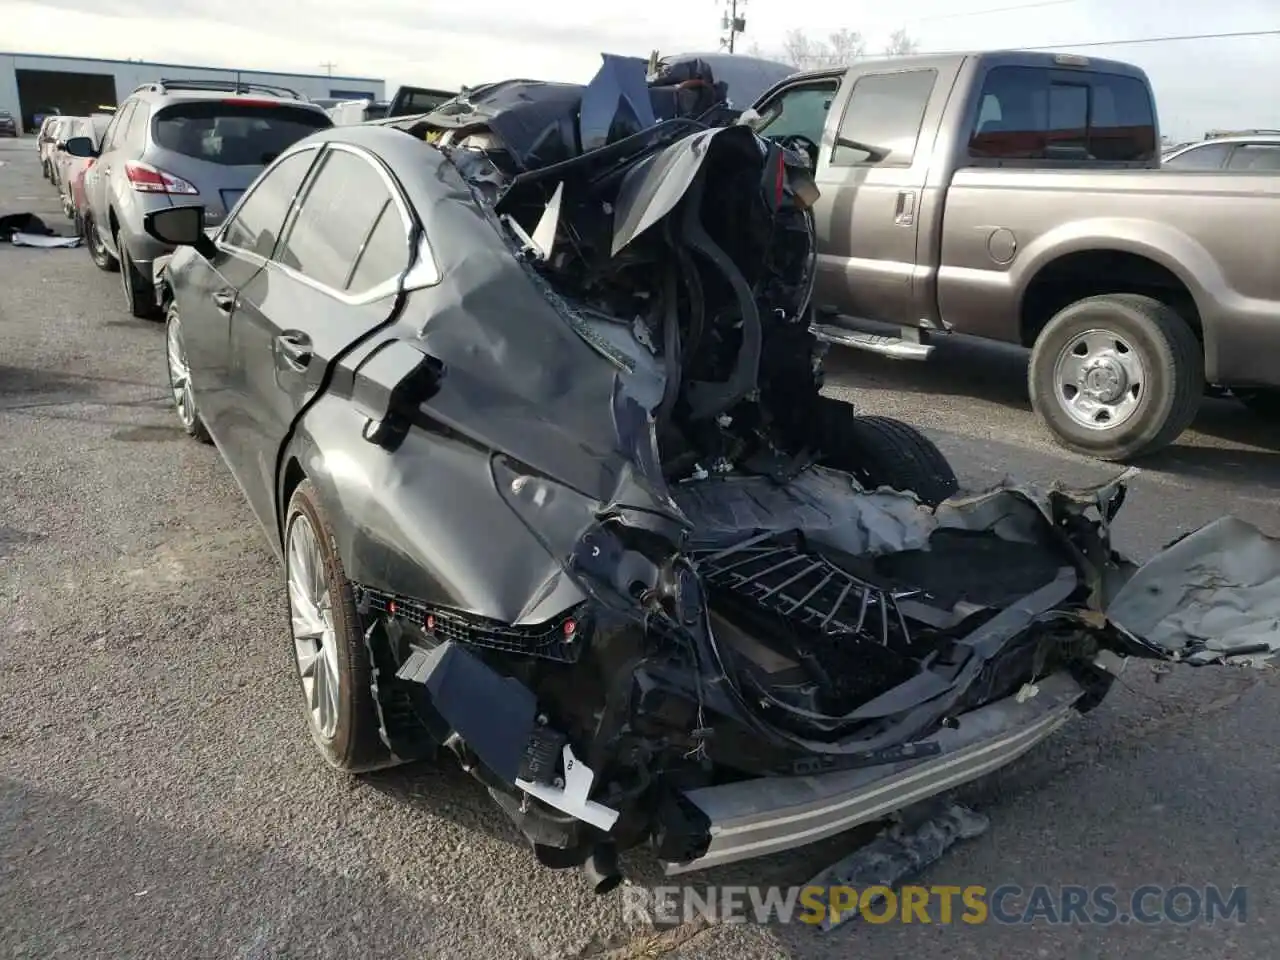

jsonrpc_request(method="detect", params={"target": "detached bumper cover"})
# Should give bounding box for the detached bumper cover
[665,670,1087,874]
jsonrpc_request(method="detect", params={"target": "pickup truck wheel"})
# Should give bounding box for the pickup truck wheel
[817,405,959,506]
[1029,294,1203,461]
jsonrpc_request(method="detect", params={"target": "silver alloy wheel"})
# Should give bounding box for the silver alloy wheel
[165,315,197,430]
[287,512,341,740]
[1052,327,1147,430]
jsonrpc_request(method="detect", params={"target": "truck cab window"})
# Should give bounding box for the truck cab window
[969,66,1156,163]
[752,82,839,147]
[832,70,937,167]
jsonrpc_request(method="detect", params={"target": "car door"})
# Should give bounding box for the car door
[175,145,323,450]
[222,143,414,534]
[809,68,942,326]
[89,101,132,227]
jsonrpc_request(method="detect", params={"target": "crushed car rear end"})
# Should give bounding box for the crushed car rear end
[253,55,1280,889]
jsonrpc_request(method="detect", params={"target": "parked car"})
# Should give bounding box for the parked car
[0,109,17,137]
[747,51,1280,460]
[57,114,113,226]
[326,98,386,125]
[64,78,333,319]
[145,54,1278,891]
[384,84,457,118]
[1162,133,1280,171]
[38,116,74,180]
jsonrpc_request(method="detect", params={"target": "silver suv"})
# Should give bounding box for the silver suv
[65,79,332,318]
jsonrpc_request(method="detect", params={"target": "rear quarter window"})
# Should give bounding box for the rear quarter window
[968,65,1157,163]
[152,102,332,167]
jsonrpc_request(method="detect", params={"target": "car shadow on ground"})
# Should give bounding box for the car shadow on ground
[824,332,1279,491]
[0,777,454,958]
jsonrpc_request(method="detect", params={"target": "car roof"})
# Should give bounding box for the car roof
[1165,135,1280,158]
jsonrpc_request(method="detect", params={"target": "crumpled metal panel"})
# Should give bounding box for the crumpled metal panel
[1107,515,1280,665]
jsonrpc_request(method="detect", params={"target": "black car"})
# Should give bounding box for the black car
[146,54,1277,890]
[0,109,16,137]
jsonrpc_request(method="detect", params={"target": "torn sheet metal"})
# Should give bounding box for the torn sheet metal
[1107,515,1280,665]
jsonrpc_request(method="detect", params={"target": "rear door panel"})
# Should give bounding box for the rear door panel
[222,144,414,535]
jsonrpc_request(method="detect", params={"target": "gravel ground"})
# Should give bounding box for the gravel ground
[2,135,1279,959]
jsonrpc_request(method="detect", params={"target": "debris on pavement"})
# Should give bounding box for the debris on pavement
[803,801,991,932]
[0,211,80,247]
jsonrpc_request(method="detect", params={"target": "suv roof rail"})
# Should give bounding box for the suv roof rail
[131,78,304,99]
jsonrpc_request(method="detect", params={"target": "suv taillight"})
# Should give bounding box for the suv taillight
[124,160,198,195]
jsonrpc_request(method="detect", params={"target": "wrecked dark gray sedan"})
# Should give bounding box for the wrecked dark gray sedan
[145,55,1280,893]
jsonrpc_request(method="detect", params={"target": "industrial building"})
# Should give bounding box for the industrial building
[0,51,385,132]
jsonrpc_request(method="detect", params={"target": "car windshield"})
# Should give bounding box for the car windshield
[152,102,332,166]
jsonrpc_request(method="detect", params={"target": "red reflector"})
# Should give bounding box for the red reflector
[388,600,398,615]
[562,618,577,638]
[225,98,281,107]
[426,614,436,631]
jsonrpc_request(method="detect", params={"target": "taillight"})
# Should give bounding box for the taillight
[124,160,198,195]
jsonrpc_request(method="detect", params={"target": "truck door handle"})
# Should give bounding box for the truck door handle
[275,331,313,370]
[895,191,916,226]
[212,290,237,313]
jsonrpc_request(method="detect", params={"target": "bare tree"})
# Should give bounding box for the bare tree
[826,28,866,64]
[781,29,823,70]
[884,28,920,56]
[775,28,904,70]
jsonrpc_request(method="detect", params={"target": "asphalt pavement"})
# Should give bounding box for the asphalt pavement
[2,135,1279,960]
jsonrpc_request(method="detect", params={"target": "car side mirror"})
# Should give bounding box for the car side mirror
[63,136,97,158]
[144,205,215,255]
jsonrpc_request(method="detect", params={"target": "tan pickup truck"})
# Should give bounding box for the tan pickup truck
[749,51,1280,460]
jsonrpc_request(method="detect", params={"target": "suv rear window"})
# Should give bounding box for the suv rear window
[152,102,332,166]
[969,66,1157,163]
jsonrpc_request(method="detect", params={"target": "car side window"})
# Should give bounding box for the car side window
[344,198,411,292]
[122,101,150,152]
[102,102,133,151]
[275,148,403,293]
[753,82,839,146]
[832,70,938,166]
[221,149,319,259]
[969,67,1156,162]
[1227,144,1280,171]
[1163,142,1231,169]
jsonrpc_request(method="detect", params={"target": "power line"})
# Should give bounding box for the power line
[1022,27,1280,51]
[906,27,1280,57]
[915,0,1079,24]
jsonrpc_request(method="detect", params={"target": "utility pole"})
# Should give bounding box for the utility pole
[320,62,337,77]
[718,0,747,53]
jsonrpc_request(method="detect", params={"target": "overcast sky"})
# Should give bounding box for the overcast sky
[7,0,1279,140]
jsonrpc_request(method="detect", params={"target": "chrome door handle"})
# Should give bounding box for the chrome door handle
[895,191,916,226]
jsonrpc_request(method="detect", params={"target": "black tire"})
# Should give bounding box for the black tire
[118,236,159,319]
[163,302,212,444]
[1028,294,1203,461]
[284,480,389,773]
[85,215,119,272]
[816,403,959,506]
[1235,388,1280,420]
